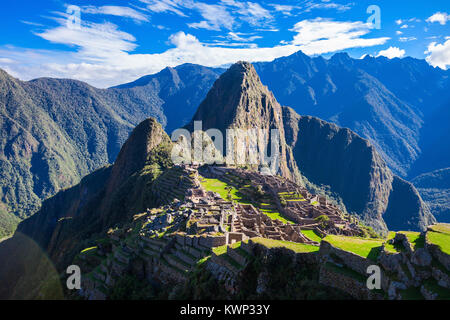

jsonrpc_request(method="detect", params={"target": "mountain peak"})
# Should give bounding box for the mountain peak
[187,61,273,132]
[108,117,171,191]
[330,52,353,64]
[223,61,260,85]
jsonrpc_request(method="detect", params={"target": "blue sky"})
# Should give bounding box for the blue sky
[0,0,449,87]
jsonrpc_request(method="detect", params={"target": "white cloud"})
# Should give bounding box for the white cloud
[220,0,273,26]
[1,13,390,88]
[81,5,149,23]
[269,4,298,16]
[376,47,406,59]
[425,39,450,69]
[426,12,450,25]
[35,16,137,60]
[303,1,354,12]
[396,31,403,35]
[289,18,389,55]
[21,20,45,27]
[189,2,235,30]
[399,37,417,42]
[227,32,262,42]
[400,24,408,29]
[0,58,15,64]
[187,20,218,30]
[395,19,403,25]
[141,0,187,16]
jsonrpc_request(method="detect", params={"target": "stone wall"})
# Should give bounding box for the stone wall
[426,239,450,272]
[319,264,382,300]
[319,241,374,275]
[227,246,248,266]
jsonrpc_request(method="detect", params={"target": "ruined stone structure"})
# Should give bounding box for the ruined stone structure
[200,166,364,237]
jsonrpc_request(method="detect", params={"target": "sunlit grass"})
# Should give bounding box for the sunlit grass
[251,237,319,253]
[324,235,384,261]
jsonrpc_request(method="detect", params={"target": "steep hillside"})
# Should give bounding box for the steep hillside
[185,62,434,232]
[413,168,450,223]
[253,52,450,177]
[410,99,450,177]
[282,108,435,232]
[114,64,224,133]
[14,118,181,269]
[0,64,220,236]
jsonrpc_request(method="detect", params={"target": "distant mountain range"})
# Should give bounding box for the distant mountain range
[0,50,448,237]
[0,65,220,235]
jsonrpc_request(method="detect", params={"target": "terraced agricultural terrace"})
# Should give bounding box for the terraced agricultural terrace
[75,165,450,300]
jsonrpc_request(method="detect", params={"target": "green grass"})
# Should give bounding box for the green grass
[301,229,323,243]
[251,237,319,253]
[384,232,404,254]
[399,232,425,250]
[199,177,242,201]
[324,235,384,261]
[427,231,450,255]
[197,256,210,266]
[428,224,450,235]
[259,207,293,224]
[212,242,242,256]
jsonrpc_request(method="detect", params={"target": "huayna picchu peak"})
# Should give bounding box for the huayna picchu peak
[0,60,447,301]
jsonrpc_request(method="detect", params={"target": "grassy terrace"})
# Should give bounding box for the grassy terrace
[301,229,323,243]
[427,231,450,255]
[398,231,425,250]
[324,235,384,261]
[200,177,242,201]
[251,237,319,253]
[212,241,244,257]
[278,191,306,202]
[199,176,294,224]
[426,224,450,255]
[428,224,450,234]
[384,232,404,254]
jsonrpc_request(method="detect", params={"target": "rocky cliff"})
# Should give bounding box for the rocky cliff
[282,107,435,232]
